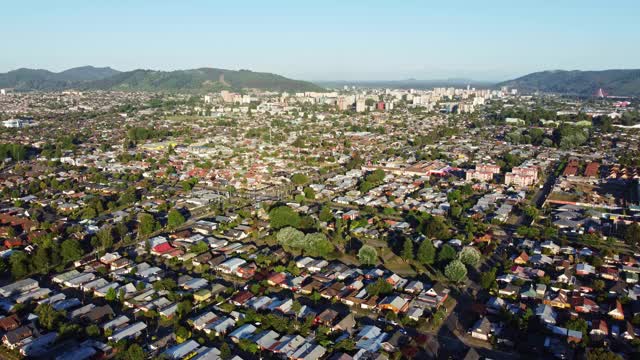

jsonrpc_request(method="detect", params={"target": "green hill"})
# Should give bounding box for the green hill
[0,66,120,91]
[498,69,640,96]
[0,66,325,93]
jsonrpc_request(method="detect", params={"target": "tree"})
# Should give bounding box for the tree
[420,215,449,239]
[86,324,100,337]
[30,246,49,274]
[168,208,186,229]
[138,213,158,236]
[291,173,309,186]
[592,279,605,292]
[366,278,393,296]
[219,342,232,360]
[458,247,481,268]
[35,303,62,330]
[437,244,457,263]
[105,287,117,302]
[417,240,436,265]
[190,241,209,254]
[60,239,83,264]
[480,267,497,290]
[444,260,468,283]
[304,233,333,257]
[358,245,378,265]
[586,348,622,360]
[319,206,333,222]
[98,226,114,250]
[624,223,640,246]
[303,187,316,199]
[124,344,145,360]
[277,227,305,249]
[401,238,414,261]
[81,206,97,219]
[269,206,301,229]
[9,251,30,279]
[177,300,193,319]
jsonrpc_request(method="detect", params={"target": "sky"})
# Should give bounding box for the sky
[2,0,639,81]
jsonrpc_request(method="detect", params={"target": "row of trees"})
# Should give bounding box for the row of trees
[9,238,84,279]
[0,143,30,161]
[276,227,334,258]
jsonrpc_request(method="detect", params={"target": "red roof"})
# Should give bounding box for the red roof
[153,242,173,254]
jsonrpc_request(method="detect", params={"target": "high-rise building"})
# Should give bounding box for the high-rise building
[355,99,366,113]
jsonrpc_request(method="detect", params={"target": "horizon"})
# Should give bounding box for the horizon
[2,0,640,82]
[3,65,640,84]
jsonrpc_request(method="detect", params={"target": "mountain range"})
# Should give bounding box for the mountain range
[0,66,324,93]
[316,78,495,90]
[497,69,640,96]
[1,66,639,96]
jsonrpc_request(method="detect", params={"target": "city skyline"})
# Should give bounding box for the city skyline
[2,0,639,81]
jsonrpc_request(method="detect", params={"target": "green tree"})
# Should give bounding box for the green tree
[358,245,378,265]
[269,206,301,229]
[86,324,100,337]
[417,240,436,265]
[105,287,117,302]
[291,173,309,186]
[35,303,62,330]
[81,206,97,219]
[98,226,114,250]
[303,187,316,199]
[138,213,158,236]
[168,208,186,229]
[176,300,193,319]
[219,342,232,360]
[437,244,457,263]
[401,238,414,261]
[458,247,481,268]
[444,260,468,283]
[190,241,209,254]
[124,344,145,360]
[586,348,622,360]
[624,223,640,246]
[319,206,333,222]
[277,227,305,248]
[480,267,497,290]
[9,251,30,279]
[60,239,83,264]
[366,278,393,296]
[592,279,605,292]
[304,232,333,257]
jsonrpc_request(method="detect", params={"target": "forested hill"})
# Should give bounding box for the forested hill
[0,66,325,93]
[498,69,640,96]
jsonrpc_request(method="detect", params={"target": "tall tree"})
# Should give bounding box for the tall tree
[358,245,378,265]
[9,251,30,279]
[61,239,83,264]
[401,238,414,261]
[444,260,468,283]
[437,244,457,263]
[98,226,114,250]
[417,240,436,265]
[168,209,186,229]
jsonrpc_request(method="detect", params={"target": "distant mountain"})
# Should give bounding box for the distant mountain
[498,69,640,96]
[57,66,120,82]
[317,78,495,90]
[0,66,324,93]
[0,66,120,91]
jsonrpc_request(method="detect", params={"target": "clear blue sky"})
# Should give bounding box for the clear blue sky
[2,0,638,81]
